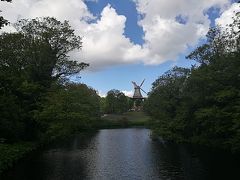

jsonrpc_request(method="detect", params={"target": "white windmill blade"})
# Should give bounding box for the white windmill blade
[140,79,145,87]
[140,87,147,94]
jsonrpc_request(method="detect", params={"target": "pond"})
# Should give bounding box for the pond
[1,128,239,180]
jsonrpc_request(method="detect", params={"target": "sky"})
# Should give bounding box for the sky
[1,0,239,97]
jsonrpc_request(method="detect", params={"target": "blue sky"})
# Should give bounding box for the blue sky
[79,53,195,96]
[85,0,145,45]
[78,0,235,96]
[1,0,238,97]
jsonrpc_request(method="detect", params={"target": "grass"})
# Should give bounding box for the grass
[98,111,150,128]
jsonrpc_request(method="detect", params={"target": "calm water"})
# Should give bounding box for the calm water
[2,128,240,180]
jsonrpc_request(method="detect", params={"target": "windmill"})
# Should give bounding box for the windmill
[131,79,147,111]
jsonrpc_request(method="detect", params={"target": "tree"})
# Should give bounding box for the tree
[0,17,88,141]
[105,89,129,114]
[14,17,89,82]
[36,83,100,141]
[144,67,190,140]
[99,97,107,114]
[186,11,240,65]
[146,12,240,152]
[117,92,129,113]
[184,12,240,150]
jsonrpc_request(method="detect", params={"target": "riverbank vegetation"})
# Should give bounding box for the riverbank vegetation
[0,142,36,174]
[0,17,101,173]
[101,89,133,114]
[100,112,150,128]
[1,3,238,176]
[98,90,148,128]
[0,16,149,174]
[145,13,240,153]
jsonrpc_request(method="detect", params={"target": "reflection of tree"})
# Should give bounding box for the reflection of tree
[150,141,185,179]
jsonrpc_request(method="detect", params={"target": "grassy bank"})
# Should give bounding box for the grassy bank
[0,142,37,174]
[97,111,150,128]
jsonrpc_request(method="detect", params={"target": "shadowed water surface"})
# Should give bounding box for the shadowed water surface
[1,128,239,180]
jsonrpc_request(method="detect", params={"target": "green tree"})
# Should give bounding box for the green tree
[183,13,240,150]
[14,17,89,83]
[0,17,88,141]
[144,67,190,140]
[105,89,129,114]
[99,97,106,114]
[146,12,240,152]
[36,83,100,141]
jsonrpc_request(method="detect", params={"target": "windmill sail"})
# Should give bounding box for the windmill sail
[140,87,147,94]
[140,79,145,87]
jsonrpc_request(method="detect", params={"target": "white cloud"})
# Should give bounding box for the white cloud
[215,2,240,27]
[0,0,233,69]
[121,90,133,97]
[70,4,147,70]
[134,0,231,65]
[97,90,133,97]
[97,90,106,97]
[0,0,93,32]
[84,0,98,2]
[1,1,145,70]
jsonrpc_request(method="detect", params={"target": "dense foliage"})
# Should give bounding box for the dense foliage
[36,83,100,141]
[145,13,240,152]
[0,17,98,143]
[103,89,133,114]
[0,142,36,174]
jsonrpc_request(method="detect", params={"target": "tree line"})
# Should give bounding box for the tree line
[0,15,133,143]
[144,12,240,152]
[101,89,133,114]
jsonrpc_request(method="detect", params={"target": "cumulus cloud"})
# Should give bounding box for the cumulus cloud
[70,5,146,70]
[0,0,233,70]
[215,2,240,27]
[134,0,230,64]
[1,0,92,24]
[97,90,133,97]
[121,90,133,97]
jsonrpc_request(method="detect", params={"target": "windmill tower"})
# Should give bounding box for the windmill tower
[131,79,147,111]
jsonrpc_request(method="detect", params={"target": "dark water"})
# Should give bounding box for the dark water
[2,128,240,180]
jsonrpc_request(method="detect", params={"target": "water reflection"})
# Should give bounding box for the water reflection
[1,128,239,180]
